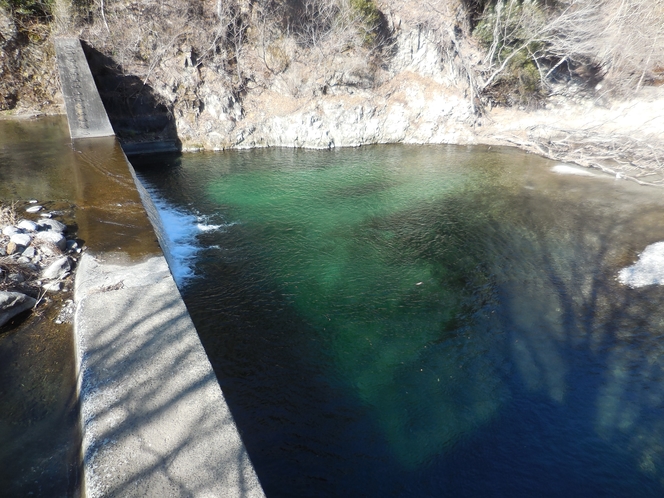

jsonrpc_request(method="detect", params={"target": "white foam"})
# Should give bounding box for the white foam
[197,223,222,232]
[551,164,597,177]
[147,195,200,286]
[618,241,664,288]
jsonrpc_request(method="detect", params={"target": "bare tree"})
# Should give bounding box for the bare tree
[474,0,664,99]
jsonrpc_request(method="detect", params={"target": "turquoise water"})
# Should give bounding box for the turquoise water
[133,145,664,497]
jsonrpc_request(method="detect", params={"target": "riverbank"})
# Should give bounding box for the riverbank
[6,86,661,188]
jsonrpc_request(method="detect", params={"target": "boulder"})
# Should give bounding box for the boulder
[10,233,31,247]
[42,256,71,280]
[0,291,36,328]
[17,220,38,232]
[8,273,24,283]
[2,225,20,237]
[37,219,66,234]
[34,231,66,251]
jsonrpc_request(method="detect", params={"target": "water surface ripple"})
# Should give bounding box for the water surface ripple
[133,145,664,497]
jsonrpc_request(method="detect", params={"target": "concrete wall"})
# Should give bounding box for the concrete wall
[58,37,265,498]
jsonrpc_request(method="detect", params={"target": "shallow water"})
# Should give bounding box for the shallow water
[0,116,162,497]
[133,145,664,497]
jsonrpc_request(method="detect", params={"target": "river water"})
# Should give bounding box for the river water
[132,145,664,497]
[0,116,161,497]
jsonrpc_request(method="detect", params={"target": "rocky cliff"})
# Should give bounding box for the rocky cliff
[1,0,662,185]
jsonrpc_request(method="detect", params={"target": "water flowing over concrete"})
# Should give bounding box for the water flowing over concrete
[56,38,264,497]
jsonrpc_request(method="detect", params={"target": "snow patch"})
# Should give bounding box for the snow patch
[551,164,597,177]
[618,241,664,288]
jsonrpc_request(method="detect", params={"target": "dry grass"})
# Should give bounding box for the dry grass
[0,202,18,227]
[496,124,664,187]
[0,257,41,294]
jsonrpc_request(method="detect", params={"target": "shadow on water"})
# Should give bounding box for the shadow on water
[412,189,664,497]
[80,41,181,151]
[132,145,664,497]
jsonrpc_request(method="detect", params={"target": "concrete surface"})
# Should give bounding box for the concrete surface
[74,253,265,498]
[55,38,114,139]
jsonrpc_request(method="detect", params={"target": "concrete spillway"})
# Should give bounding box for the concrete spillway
[54,38,264,497]
[54,38,114,139]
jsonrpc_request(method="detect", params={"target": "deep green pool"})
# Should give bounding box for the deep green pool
[132,145,664,497]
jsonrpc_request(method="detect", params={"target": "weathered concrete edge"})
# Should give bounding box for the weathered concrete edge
[54,38,114,139]
[73,188,265,497]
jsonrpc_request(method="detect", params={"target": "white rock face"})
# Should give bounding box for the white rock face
[169,24,476,151]
[618,241,664,288]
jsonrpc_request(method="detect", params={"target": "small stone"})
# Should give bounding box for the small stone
[8,273,24,283]
[17,220,38,232]
[25,205,42,213]
[22,246,36,259]
[37,243,62,257]
[28,200,38,204]
[43,281,62,292]
[0,291,37,327]
[40,213,52,218]
[34,231,66,251]
[0,247,6,257]
[10,233,31,247]
[42,256,71,280]
[6,241,22,255]
[38,219,66,233]
[2,225,21,237]
[17,256,30,264]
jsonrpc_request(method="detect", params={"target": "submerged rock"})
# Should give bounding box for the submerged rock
[0,291,36,328]
[43,281,62,292]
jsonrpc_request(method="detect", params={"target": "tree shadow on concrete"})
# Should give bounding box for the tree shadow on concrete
[75,257,263,497]
[80,41,181,153]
